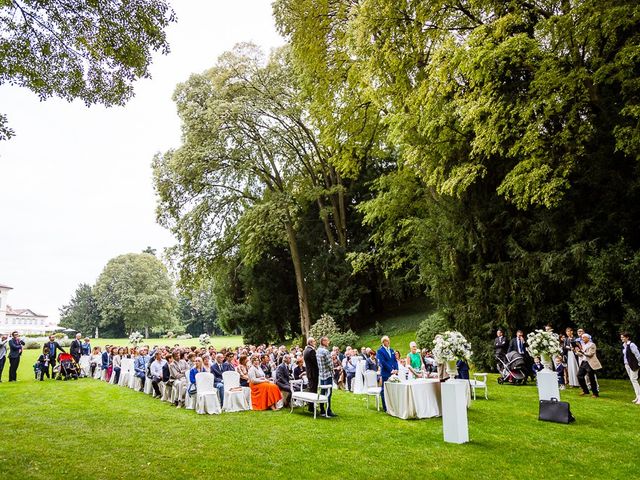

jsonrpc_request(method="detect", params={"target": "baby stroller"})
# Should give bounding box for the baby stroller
[496,351,528,385]
[56,353,80,381]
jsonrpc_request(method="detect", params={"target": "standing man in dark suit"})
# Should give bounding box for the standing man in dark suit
[303,337,318,413]
[508,329,534,381]
[70,333,83,363]
[0,333,8,382]
[8,331,25,382]
[376,335,398,412]
[44,335,66,379]
[494,329,508,371]
[275,354,293,407]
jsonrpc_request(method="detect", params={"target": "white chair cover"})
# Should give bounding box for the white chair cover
[100,368,107,381]
[129,374,142,390]
[171,378,186,404]
[352,359,367,394]
[222,371,251,412]
[93,364,102,380]
[144,376,154,395]
[184,375,196,410]
[118,358,134,387]
[79,355,91,378]
[195,372,221,414]
[364,370,381,410]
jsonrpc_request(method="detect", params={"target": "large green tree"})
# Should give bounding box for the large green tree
[93,253,177,337]
[0,0,175,139]
[58,283,101,337]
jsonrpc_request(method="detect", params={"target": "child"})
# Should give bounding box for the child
[36,347,51,381]
[554,355,566,390]
[532,356,544,376]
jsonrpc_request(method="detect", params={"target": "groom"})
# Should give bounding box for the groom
[376,335,398,412]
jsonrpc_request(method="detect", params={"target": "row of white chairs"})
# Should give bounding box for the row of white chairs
[95,359,252,415]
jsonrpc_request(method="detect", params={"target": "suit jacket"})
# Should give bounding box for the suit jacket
[577,342,602,370]
[70,339,82,357]
[494,336,508,355]
[211,361,234,383]
[275,362,291,390]
[44,341,65,359]
[376,345,398,381]
[303,345,319,392]
[134,355,148,378]
[101,351,110,369]
[508,337,527,355]
[8,338,25,358]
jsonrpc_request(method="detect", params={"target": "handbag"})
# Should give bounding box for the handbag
[539,397,575,424]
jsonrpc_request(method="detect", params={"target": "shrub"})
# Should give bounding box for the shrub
[416,311,448,349]
[309,313,339,339]
[289,335,304,350]
[177,334,192,340]
[166,331,175,339]
[369,321,384,337]
[59,338,72,348]
[54,333,65,340]
[25,340,41,350]
[331,329,359,351]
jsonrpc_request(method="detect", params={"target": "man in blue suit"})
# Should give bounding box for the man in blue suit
[211,353,235,405]
[134,346,151,391]
[376,335,398,412]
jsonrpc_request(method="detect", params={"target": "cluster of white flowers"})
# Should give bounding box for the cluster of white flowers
[432,331,472,362]
[199,333,211,347]
[526,329,562,357]
[129,331,144,345]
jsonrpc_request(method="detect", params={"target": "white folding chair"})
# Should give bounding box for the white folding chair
[93,364,102,380]
[222,371,251,412]
[195,372,221,414]
[119,358,133,387]
[469,372,488,400]
[290,383,332,419]
[79,355,91,378]
[364,370,382,410]
[171,378,186,405]
[144,376,154,395]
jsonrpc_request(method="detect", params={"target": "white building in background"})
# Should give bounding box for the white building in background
[0,283,53,335]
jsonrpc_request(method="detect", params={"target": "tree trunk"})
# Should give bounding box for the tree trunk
[284,218,312,337]
[95,326,99,339]
[145,325,149,339]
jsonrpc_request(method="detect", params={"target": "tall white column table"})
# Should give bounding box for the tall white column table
[537,369,560,401]
[441,379,469,444]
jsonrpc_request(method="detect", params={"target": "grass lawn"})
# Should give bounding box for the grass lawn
[1,347,638,479]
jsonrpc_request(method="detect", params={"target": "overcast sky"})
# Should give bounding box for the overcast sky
[0,1,283,322]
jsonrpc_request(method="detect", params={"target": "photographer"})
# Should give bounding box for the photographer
[8,331,25,382]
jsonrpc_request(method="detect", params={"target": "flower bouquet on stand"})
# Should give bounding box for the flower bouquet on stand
[432,331,472,378]
[526,329,561,370]
[129,331,144,346]
[199,333,211,348]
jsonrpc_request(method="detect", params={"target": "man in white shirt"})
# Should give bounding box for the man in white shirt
[621,332,640,404]
[150,351,167,398]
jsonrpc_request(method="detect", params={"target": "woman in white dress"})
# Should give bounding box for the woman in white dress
[563,327,580,387]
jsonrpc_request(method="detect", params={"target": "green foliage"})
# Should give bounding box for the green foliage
[24,340,41,350]
[331,329,359,351]
[93,253,177,336]
[0,0,175,138]
[309,313,339,339]
[415,312,449,350]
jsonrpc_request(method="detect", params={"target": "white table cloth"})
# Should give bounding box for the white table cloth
[384,379,442,419]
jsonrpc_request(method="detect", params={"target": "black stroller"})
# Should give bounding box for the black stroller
[496,351,528,385]
[55,353,80,381]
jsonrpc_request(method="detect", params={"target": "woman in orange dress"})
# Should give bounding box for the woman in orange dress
[248,357,283,410]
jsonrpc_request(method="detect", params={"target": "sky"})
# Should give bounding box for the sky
[0,1,284,323]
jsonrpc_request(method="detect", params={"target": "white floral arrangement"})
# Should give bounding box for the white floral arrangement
[386,375,401,383]
[432,331,472,362]
[526,329,561,357]
[199,333,211,347]
[129,331,144,345]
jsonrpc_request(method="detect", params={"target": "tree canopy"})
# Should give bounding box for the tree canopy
[0,0,175,139]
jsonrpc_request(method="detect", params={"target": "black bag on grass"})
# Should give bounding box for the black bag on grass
[539,397,575,424]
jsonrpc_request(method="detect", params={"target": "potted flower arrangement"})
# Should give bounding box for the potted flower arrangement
[432,331,472,377]
[129,331,144,345]
[526,329,561,369]
[199,333,211,347]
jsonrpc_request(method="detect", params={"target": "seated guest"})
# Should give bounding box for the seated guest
[211,353,234,405]
[189,356,206,385]
[293,356,307,382]
[101,346,111,380]
[169,352,187,407]
[275,354,293,407]
[395,350,409,380]
[554,355,566,390]
[248,356,283,410]
[260,354,273,378]
[36,347,50,380]
[236,354,250,387]
[422,349,437,373]
[81,338,91,356]
[134,347,150,392]
[90,346,102,378]
[112,347,123,384]
[150,351,167,398]
[365,350,378,371]
[332,353,344,390]
[456,359,470,380]
[202,355,212,373]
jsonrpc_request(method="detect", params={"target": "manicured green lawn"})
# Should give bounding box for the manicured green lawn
[1,347,638,479]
